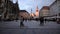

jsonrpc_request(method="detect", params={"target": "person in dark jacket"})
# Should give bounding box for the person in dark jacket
[40,17,44,26]
[20,19,24,27]
[57,18,60,24]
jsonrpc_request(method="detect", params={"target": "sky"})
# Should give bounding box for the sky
[13,0,55,13]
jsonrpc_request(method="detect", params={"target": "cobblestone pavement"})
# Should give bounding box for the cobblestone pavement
[0,20,60,34]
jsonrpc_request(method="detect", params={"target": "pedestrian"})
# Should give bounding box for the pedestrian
[57,18,60,24]
[44,18,46,24]
[20,18,24,27]
[40,17,44,26]
[16,18,18,22]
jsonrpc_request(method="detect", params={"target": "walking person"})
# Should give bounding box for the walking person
[40,17,44,26]
[57,18,60,24]
[20,17,24,27]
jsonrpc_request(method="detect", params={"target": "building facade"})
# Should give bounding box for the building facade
[39,6,50,17]
[0,0,6,19]
[49,0,60,16]
[19,10,30,19]
[50,0,57,16]
[57,0,60,16]
[0,0,19,20]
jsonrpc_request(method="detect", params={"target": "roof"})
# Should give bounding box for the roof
[40,6,50,11]
[19,10,29,13]
[20,10,27,12]
[49,0,57,7]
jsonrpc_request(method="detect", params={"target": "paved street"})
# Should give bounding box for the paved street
[0,20,60,34]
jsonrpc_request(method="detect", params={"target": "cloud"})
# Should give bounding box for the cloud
[16,0,56,13]
[18,0,34,10]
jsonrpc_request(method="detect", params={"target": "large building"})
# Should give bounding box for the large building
[49,0,60,16]
[0,0,19,20]
[49,0,57,16]
[39,6,50,17]
[42,0,60,20]
[19,10,30,19]
[0,0,5,19]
